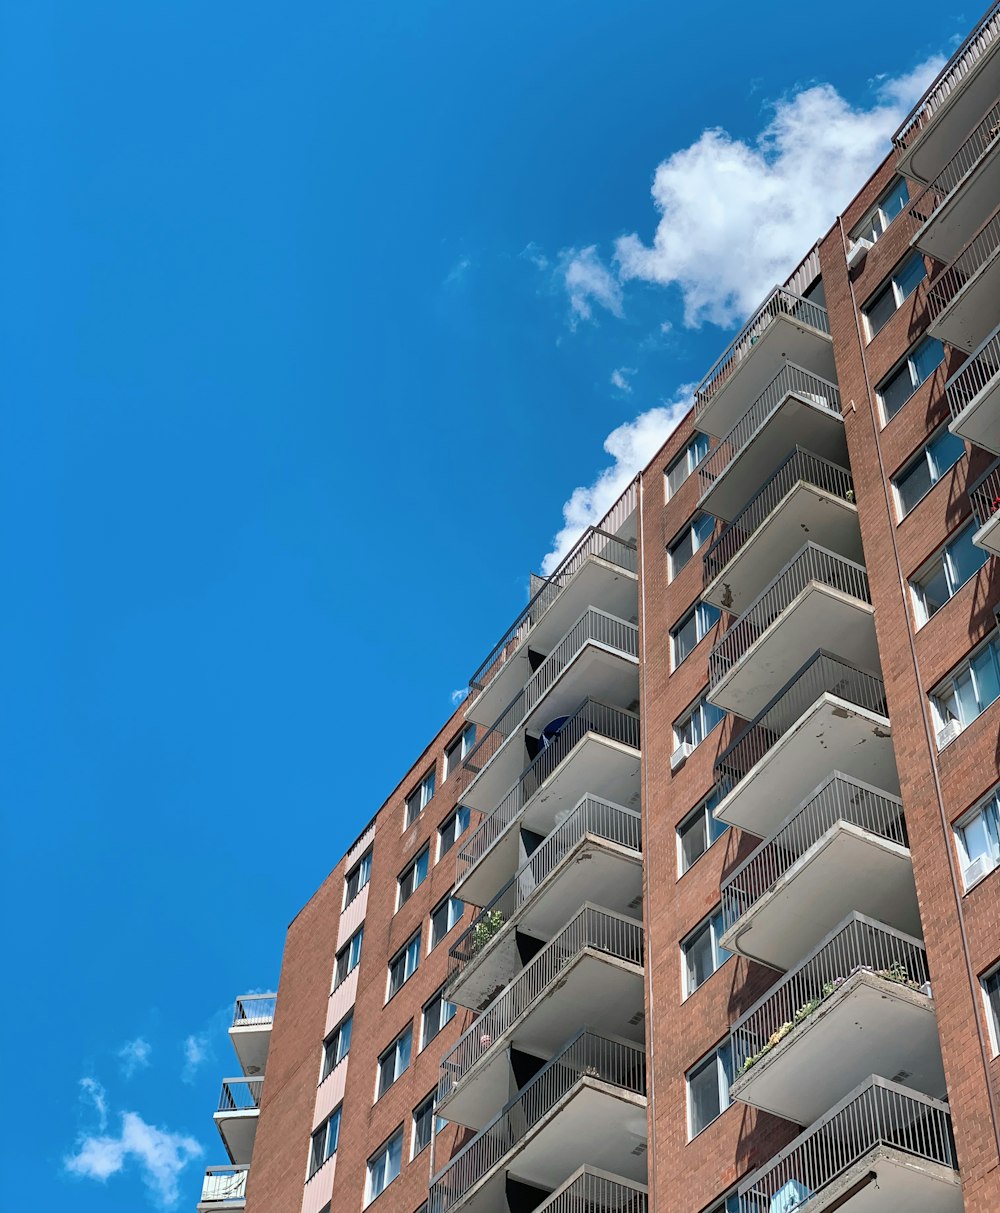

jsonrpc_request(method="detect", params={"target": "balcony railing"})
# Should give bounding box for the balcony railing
[429,1031,646,1213]
[948,323,1000,421]
[928,206,1000,321]
[703,448,853,585]
[469,521,638,699]
[721,773,907,930]
[910,99,1000,224]
[892,1,1000,152]
[232,995,276,1027]
[708,546,871,694]
[695,291,831,414]
[439,905,644,1102]
[970,459,1000,526]
[714,651,887,798]
[449,797,641,987]
[464,609,638,780]
[200,1165,249,1204]
[737,1077,955,1213]
[457,700,640,882]
[534,1168,647,1213]
[217,1078,264,1114]
[731,914,929,1075]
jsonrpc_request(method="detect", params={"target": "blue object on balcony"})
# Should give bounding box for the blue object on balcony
[541,716,569,748]
[769,1180,813,1213]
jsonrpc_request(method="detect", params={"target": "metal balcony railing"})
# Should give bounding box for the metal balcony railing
[892,1,1000,153]
[200,1165,249,1204]
[449,797,642,989]
[928,206,1000,321]
[533,1168,647,1213]
[947,323,1000,421]
[464,609,638,781]
[737,1077,955,1213]
[720,773,907,931]
[439,905,644,1103]
[468,516,638,700]
[970,458,1000,526]
[731,914,929,1075]
[457,700,640,883]
[910,99,1000,225]
[232,995,276,1027]
[217,1078,264,1114]
[708,545,871,694]
[703,448,853,585]
[698,365,841,501]
[714,651,887,799]
[429,1031,646,1213]
[695,291,831,415]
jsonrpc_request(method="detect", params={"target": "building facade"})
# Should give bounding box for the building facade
[199,10,1000,1213]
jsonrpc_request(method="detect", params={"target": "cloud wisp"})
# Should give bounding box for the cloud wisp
[181,1034,209,1084]
[65,1110,203,1208]
[118,1037,152,1079]
[561,245,624,325]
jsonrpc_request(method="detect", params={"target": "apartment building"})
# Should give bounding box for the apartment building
[198,8,1000,1213]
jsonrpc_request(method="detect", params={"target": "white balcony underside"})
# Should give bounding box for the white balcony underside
[788,1148,962,1213]
[213,1112,258,1168]
[698,317,837,441]
[929,243,1000,352]
[715,696,898,838]
[709,587,880,721]
[229,1024,271,1078]
[721,824,920,972]
[468,563,638,728]
[913,139,1000,262]
[951,373,1000,453]
[441,951,645,1130]
[974,509,1000,556]
[732,974,944,1125]
[704,488,861,616]
[700,394,846,523]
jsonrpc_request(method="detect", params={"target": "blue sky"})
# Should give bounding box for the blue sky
[0,1,965,1207]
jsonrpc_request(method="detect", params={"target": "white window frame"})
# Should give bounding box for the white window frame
[930,633,1000,747]
[344,850,372,908]
[682,909,732,997]
[376,1027,413,1100]
[333,927,363,989]
[674,693,725,752]
[686,1041,733,1139]
[387,932,421,1000]
[437,806,472,861]
[665,433,710,499]
[411,1091,436,1159]
[668,512,714,580]
[677,787,727,875]
[322,1013,352,1079]
[954,786,1000,890]
[445,724,476,779]
[671,601,720,668]
[421,985,456,1049]
[851,177,909,245]
[910,521,988,626]
[892,425,965,519]
[982,963,1000,1056]
[309,1106,342,1177]
[365,1128,404,1206]
[877,336,944,422]
[397,847,430,909]
[405,769,436,827]
[430,893,464,949]
[862,251,925,340]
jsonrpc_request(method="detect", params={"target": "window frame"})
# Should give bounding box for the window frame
[982,963,1000,1056]
[682,908,732,998]
[397,846,430,909]
[444,725,476,780]
[686,1040,734,1139]
[365,1128,404,1206]
[387,931,422,1000]
[405,769,436,828]
[668,512,714,580]
[437,806,472,861]
[309,1105,342,1178]
[665,433,710,499]
[910,520,988,626]
[930,632,1000,747]
[333,927,364,990]
[862,251,926,340]
[376,1026,413,1100]
[421,984,456,1049]
[674,692,725,752]
[892,425,965,519]
[430,893,464,949]
[322,1013,353,1080]
[876,336,944,422]
[851,177,909,246]
[344,850,373,908]
[954,786,1000,890]
[677,787,727,875]
[671,600,721,668]
[411,1091,436,1159]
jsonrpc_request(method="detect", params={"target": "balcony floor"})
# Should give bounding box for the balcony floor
[930,240,1000,353]
[974,509,1000,556]
[789,1148,962,1213]
[913,138,1000,262]
[229,1024,271,1078]
[951,369,1000,453]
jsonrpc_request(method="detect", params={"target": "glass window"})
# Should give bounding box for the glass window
[309,1106,342,1177]
[438,807,472,860]
[893,427,964,517]
[687,1042,734,1137]
[333,928,363,989]
[983,965,1000,1054]
[853,177,909,245]
[377,1028,413,1099]
[405,770,436,827]
[956,788,1000,888]
[397,847,430,908]
[388,934,421,999]
[322,1014,353,1079]
[430,894,464,948]
[422,986,456,1048]
[863,252,926,339]
[666,433,710,499]
[931,634,1000,746]
[911,522,989,625]
[672,601,721,667]
[675,693,725,751]
[682,910,732,996]
[445,725,476,779]
[365,1129,404,1205]
[345,851,372,907]
[878,337,944,420]
[668,513,714,579]
[678,788,727,874]
[412,1092,436,1158]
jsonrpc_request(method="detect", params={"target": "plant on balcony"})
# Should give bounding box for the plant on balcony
[470,910,505,955]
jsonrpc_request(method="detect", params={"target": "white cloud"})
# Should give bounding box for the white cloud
[561,245,623,324]
[540,385,695,574]
[445,256,472,286]
[181,1034,208,1084]
[450,687,469,706]
[79,1077,108,1132]
[118,1037,152,1079]
[614,57,944,328]
[65,1111,202,1208]
[610,367,636,394]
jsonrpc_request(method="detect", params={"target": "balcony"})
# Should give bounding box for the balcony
[694,290,836,442]
[229,994,275,1077]
[893,0,1000,185]
[531,1168,647,1213]
[970,459,1000,555]
[214,1078,262,1166]
[713,651,897,838]
[447,796,642,1012]
[928,205,1000,352]
[698,365,846,523]
[462,609,639,817]
[702,449,859,614]
[720,772,919,971]
[197,1165,249,1210]
[910,98,1000,261]
[731,914,943,1126]
[428,1032,647,1213]
[737,1077,960,1213]
[707,545,878,721]
[467,521,638,729]
[438,905,644,1130]
[456,700,641,909]
[947,323,1000,453]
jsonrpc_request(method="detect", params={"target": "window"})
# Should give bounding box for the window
[955,788,1000,889]
[682,910,732,996]
[412,1092,436,1157]
[675,693,725,752]
[910,522,988,625]
[445,725,476,779]
[377,1027,413,1099]
[430,894,464,948]
[333,928,363,989]
[704,1195,740,1213]
[397,847,429,908]
[893,427,965,517]
[668,513,714,579]
[853,177,909,245]
[931,634,1000,747]
[672,601,721,667]
[687,1042,734,1137]
[405,770,436,827]
[863,252,926,339]
[666,433,710,498]
[388,933,421,999]
[678,788,727,874]
[322,1014,353,1079]
[345,851,372,907]
[365,1128,403,1205]
[438,807,472,860]
[877,336,944,420]
[983,964,1000,1054]
[309,1106,342,1177]
[421,985,456,1048]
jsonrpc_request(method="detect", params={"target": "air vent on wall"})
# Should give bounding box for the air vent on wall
[889,1069,912,1084]
[627,1010,645,1026]
[628,895,643,910]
